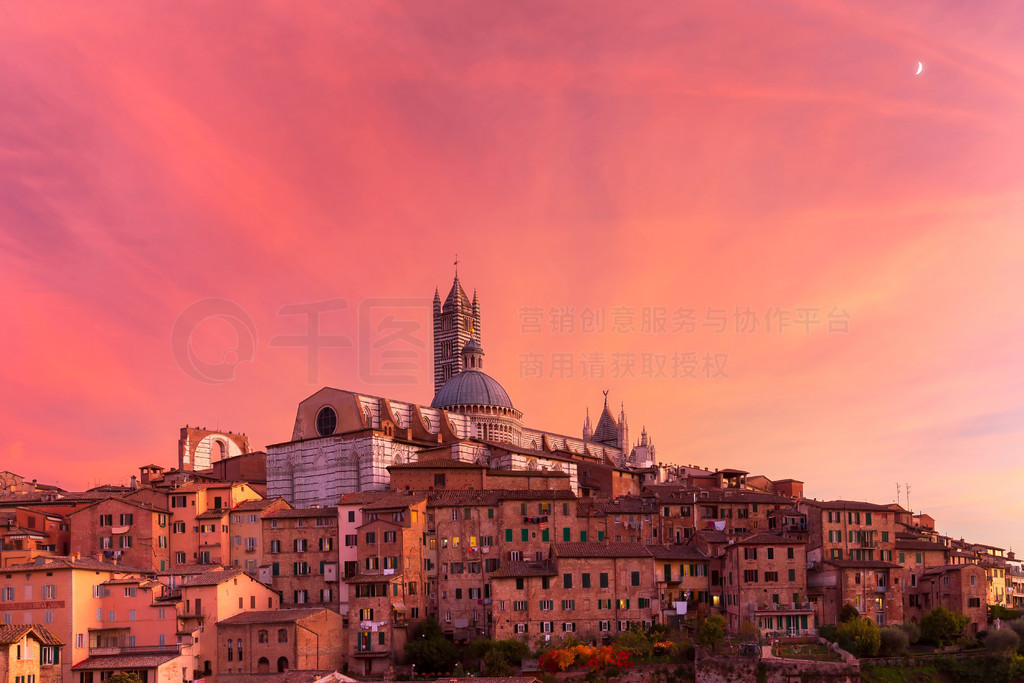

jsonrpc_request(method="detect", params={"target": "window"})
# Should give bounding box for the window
[767,548,774,560]
[293,539,307,552]
[562,622,575,632]
[600,573,609,588]
[787,547,795,559]
[383,531,396,543]
[505,529,513,542]
[366,532,376,544]
[99,514,113,526]
[563,573,573,589]
[540,621,553,633]
[173,521,185,533]
[582,573,591,588]
[562,599,575,610]
[278,628,288,643]
[521,529,529,542]
[743,547,758,560]
[41,585,56,599]
[540,600,553,611]
[315,406,337,436]
[631,571,640,586]
[788,569,796,581]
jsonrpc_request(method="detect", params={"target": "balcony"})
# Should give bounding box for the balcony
[876,585,888,593]
[522,515,549,524]
[354,646,390,658]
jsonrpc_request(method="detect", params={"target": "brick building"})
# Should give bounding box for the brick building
[259,508,340,610]
[0,624,63,683]
[214,608,345,681]
[69,499,170,572]
[721,534,814,636]
[905,564,987,635]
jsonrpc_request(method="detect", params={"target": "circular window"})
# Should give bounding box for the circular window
[315,406,337,437]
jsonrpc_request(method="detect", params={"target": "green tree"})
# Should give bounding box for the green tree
[839,603,860,623]
[987,628,1020,653]
[105,674,142,683]
[920,607,970,647]
[878,626,909,656]
[403,617,458,674]
[698,614,727,654]
[836,617,881,658]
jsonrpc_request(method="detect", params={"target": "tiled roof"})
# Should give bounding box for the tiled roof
[601,498,658,514]
[195,509,228,520]
[694,490,793,504]
[923,564,983,576]
[428,490,502,507]
[1,556,153,574]
[388,459,485,470]
[181,568,246,586]
[362,492,428,510]
[821,560,903,569]
[73,652,180,670]
[490,561,557,578]
[650,545,709,561]
[233,497,286,511]
[896,540,948,551]
[338,491,392,506]
[264,507,338,519]
[694,529,728,543]
[801,499,895,512]
[0,624,64,645]
[68,497,171,515]
[553,542,652,558]
[217,608,325,625]
[488,469,570,478]
[171,482,234,493]
[344,572,403,584]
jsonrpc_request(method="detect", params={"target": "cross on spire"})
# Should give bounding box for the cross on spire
[454,253,459,277]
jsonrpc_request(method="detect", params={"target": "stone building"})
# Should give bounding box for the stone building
[0,624,63,683]
[721,533,814,636]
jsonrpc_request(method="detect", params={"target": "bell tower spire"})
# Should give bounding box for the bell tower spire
[433,262,482,397]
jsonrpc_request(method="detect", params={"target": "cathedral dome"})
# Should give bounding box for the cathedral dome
[431,370,514,410]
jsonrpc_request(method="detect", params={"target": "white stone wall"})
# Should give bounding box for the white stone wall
[267,435,419,508]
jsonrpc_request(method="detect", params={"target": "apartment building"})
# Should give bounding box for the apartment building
[651,544,711,626]
[0,509,69,568]
[68,499,170,572]
[721,534,814,636]
[905,564,987,635]
[259,508,340,610]
[227,498,291,575]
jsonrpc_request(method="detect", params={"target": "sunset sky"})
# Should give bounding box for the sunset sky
[2,2,1022,552]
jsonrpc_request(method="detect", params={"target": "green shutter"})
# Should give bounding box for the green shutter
[506,529,513,542]
[563,527,570,542]
[522,529,529,542]
[580,531,587,542]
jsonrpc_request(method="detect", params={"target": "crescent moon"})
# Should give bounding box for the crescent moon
[915,61,923,75]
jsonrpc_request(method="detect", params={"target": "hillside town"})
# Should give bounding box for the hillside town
[2,275,1021,683]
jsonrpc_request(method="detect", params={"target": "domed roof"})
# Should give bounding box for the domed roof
[462,338,484,355]
[431,370,514,410]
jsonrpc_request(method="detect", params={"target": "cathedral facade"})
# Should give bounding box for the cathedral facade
[267,273,656,507]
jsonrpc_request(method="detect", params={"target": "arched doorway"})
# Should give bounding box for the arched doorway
[277,657,289,673]
[257,658,270,674]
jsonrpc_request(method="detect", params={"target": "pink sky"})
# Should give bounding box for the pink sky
[2,2,1022,552]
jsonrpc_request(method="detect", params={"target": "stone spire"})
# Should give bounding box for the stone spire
[583,407,593,441]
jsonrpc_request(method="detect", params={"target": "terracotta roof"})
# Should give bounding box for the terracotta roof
[231,498,278,511]
[896,540,948,551]
[821,560,903,569]
[801,499,895,512]
[650,545,709,561]
[338,491,392,506]
[73,652,181,670]
[362,492,428,510]
[601,498,658,514]
[923,564,984,576]
[388,459,485,470]
[488,469,570,478]
[195,509,228,520]
[694,490,793,504]
[217,608,326,625]
[264,507,338,519]
[181,568,246,586]
[68,497,171,516]
[0,624,64,645]
[490,561,557,578]
[1,556,153,574]
[694,529,729,543]
[170,482,235,493]
[553,542,653,558]
[428,490,502,507]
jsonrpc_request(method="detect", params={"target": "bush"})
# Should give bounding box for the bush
[879,626,909,656]
[403,617,458,674]
[698,615,727,654]
[920,607,970,647]
[839,603,860,623]
[819,625,838,643]
[836,617,881,657]
[987,628,1021,653]
[897,622,921,645]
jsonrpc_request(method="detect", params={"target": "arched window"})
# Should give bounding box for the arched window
[278,628,288,643]
[215,440,227,461]
[258,630,268,643]
[277,657,289,673]
[227,640,233,661]
[237,638,243,660]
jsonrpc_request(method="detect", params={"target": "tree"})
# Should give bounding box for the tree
[986,628,1020,653]
[403,617,458,674]
[839,603,860,623]
[878,626,909,657]
[920,607,970,647]
[698,615,727,654]
[105,674,142,683]
[836,617,880,658]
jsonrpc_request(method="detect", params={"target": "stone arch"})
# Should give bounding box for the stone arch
[277,657,289,672]
[257,658,270,674]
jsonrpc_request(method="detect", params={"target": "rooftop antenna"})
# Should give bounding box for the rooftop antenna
[896,482,901,507]
[906,482,912,514]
